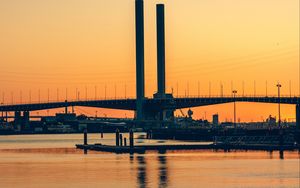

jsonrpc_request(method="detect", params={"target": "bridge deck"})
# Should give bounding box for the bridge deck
[0,96,299,112]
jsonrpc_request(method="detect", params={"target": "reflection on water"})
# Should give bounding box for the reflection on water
[137,156,147,188]
[0,134,299,188]
[135,150,169,188]
[158,150,168,188]
[0,148,82,154]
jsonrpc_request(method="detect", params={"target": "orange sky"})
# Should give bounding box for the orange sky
[0,0,299,122]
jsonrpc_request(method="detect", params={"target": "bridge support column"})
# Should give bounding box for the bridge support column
[14,111,21,130]
[135,0,145,121]
[23,111,30,130]
[156,4,166,95]
[296,104,300,130]
[14,111,21,123]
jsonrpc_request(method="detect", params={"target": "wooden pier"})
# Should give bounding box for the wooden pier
[76,143,300,154]
[77,129,300,154]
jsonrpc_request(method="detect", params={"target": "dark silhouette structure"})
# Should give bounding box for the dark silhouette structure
[135,0,145,120]
[156,4,166,96]
[0,1,300,130]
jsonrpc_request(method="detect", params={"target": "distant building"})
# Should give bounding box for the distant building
[212,114,219,126]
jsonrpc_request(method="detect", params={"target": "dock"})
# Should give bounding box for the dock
[76,143,300,154]
[76,129,300,154]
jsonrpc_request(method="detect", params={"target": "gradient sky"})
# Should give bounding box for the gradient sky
[0,0,299,121]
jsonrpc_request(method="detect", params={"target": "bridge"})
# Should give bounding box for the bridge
[1,1,299,129]
[1,96,300,125]
[0,96,300,112]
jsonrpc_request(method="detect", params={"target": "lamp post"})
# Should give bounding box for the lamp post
[276,83,282,128]
[232,90,237,129]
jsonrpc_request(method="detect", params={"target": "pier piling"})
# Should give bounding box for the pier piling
[83,129,88,145]
[83,129,88,154]
[116,129,120,146]
[130,129,134,154]
[120,134,123,147]
[279,128,284,159]
[101,126,103,138]
[124,137,127,146]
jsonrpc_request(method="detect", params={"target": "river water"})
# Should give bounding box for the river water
[0,133,299,188]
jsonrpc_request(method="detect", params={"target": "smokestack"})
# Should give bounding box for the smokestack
[156,4,166,96]
[135,0,145,120]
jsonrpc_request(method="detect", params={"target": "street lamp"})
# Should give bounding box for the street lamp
[276,83,282,128]
[232,90,238,129]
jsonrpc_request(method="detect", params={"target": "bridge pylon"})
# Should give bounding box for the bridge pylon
[13,111,30,131]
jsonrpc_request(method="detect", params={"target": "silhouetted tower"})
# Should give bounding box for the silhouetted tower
[154,4,174,121]
[156,4,166,96]
[135,0,145,120]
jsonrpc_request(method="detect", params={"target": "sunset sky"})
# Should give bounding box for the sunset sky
[0,0,299,121]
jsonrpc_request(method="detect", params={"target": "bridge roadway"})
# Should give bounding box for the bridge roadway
[0,96,299,112]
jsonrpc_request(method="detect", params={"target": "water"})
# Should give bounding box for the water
[0,133,299,188]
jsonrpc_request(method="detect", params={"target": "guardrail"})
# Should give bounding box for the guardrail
[1,95,299,106]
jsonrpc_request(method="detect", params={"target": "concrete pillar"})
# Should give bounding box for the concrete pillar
[156,4,166,95]
[14,111,21,126]
[296,104,300,129]
[23,111,30,129]
[135,0,145,120]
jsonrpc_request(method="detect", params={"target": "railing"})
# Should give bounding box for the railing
[0,96,136,106]
[174,94,299,98]
[1,94,299,106]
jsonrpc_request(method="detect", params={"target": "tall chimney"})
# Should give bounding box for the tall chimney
[156,4,166,96]
[135,0,145,120]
